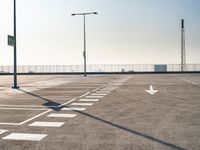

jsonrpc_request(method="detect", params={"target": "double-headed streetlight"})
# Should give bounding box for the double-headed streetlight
[71,12,98,77]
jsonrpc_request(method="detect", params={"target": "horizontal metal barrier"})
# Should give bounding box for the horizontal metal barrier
[0,64,200,73]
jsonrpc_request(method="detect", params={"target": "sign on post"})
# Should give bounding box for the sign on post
[8,35,15,47]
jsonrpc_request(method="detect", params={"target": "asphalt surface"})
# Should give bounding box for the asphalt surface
[0,74,199,150]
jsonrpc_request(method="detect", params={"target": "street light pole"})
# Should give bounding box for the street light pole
[13,0,19,89]
[71,12,98,77]
[83,15,86,77]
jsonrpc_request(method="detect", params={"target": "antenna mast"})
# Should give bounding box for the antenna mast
[181,19,186,71]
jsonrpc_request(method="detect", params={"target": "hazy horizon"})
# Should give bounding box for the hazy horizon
[0,0,200,65]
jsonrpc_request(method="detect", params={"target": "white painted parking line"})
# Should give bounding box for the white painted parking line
[91,93,107,96]
[96,90,111,93]
[100,89,113,92]
[0,104,48,108]
[0,123,20,126]
[47,113,77,118]
[85,96,104,98]
[0,129,8,135]
[173,75,199,86]
[61,107,86,111]
[0,79,119,126]
[29,121,65,127]
[67,84,104,86]
[99,90,112,92]
[104,87,115,89]
[112,83,122,85]
[71,103,93,106]
[19,110,51,125]
[79,99,99,102]
[14,96,73,99]
[2,133,47,141]
[0,107,48,111]
[106,86,118,88]
[35,91,85,93]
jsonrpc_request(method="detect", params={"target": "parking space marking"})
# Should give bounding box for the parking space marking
[34,91,85,93]
[85,96,104,98]
[47,113,77,118]
[0,104,56,108]
[0,129,8,135]
[95,92,110,95]
[100,89,113,91]
[98,90,112,93]
[41,87,97,89]
[61,107,86,111]
[19,110,51,125]
[96,90,111,94]
[2,133,47,141]
[91,93,107,96]
[102,88,115,91]
[173,75,199,86]
[13,96,74,99]
[105,86,118,88]
[29,121,65,127]
[71,103,93,106]
[79,99,99,102]
[103,87,116,89]
[67,84,104,86]
[0,107,48,111]
[0,109,51,126]
[112,83,123,86]
[0,78,122,126]
[0,123,20,125]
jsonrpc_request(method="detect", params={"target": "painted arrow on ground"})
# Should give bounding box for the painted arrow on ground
[145,85,158,95]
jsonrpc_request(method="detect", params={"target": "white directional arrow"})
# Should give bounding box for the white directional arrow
[145,85,158,95]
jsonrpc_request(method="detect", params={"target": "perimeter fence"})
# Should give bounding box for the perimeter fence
[0,64,200,74]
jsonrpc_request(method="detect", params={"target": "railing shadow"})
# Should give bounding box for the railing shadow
[18,88,187,150]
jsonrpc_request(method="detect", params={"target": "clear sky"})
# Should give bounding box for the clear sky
[0,0,200,65]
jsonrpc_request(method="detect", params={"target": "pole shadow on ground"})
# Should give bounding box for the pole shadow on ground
[18,88,187,150]
[18,88,61,111]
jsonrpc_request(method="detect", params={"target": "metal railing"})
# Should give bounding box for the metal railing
[0,64,200,74]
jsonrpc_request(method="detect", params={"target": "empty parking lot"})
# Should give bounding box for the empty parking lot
[0,74,199,150]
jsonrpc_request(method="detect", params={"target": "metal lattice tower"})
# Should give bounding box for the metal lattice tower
[181,19,186,71]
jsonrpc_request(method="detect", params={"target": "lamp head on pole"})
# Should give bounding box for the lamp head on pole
[181,19,184,29]
[71,12,98,16]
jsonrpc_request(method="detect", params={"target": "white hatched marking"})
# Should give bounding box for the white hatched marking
[47,113,77,118]
[85,96,104,98]
[0,129,8,135]
[61,107,86,111]
[29,121,65,127]
[71,103,93,106]
[79,99,99,102]
[2,133,47,141]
